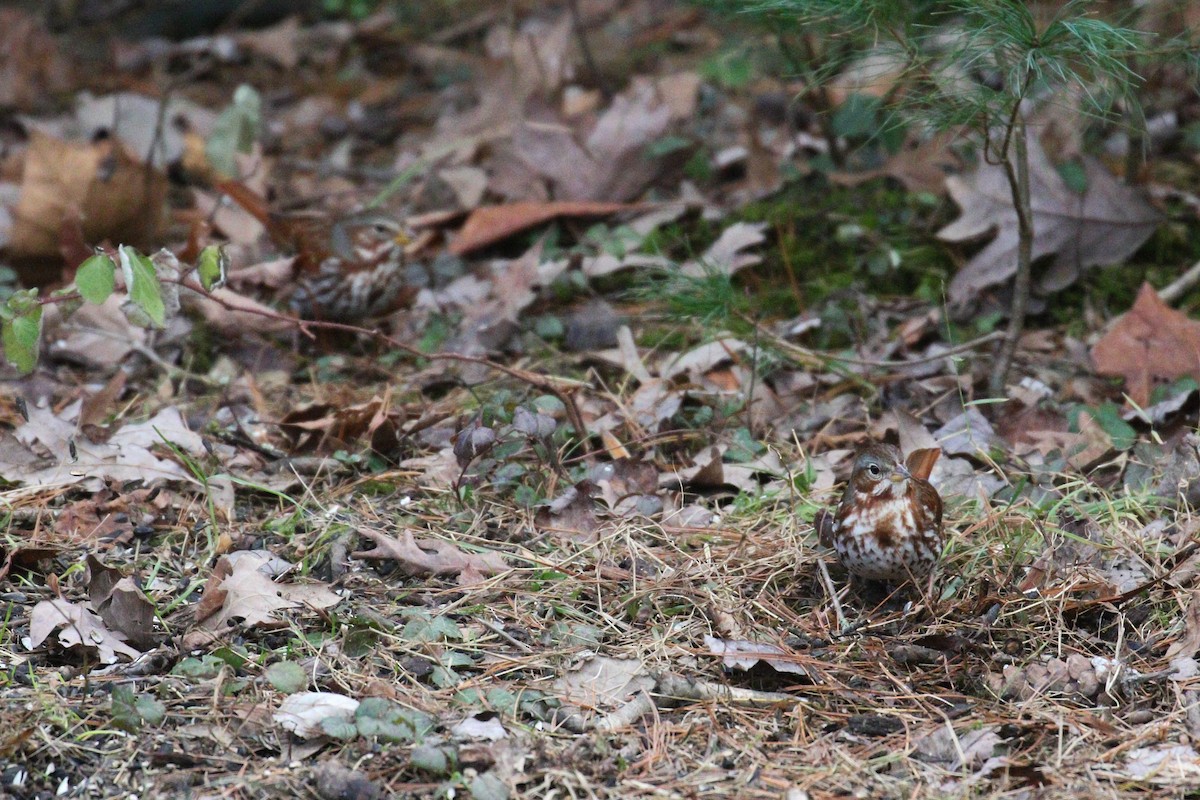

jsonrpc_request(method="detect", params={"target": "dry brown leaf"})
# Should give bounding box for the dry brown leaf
[705,635,808,677]
[8,404,205,490]
[680,223,767,278]
[8,132,168,261]
[78,371,128,438]
[194,551,340,632]
[237,15,302,69]
[1091,283,1200,406]
[55,486,165,545]
[511,77,681,202]
[905,448,941,481]
[183,286,297,335]
[29,597,142,664]
[553,656,654,710]
[592,459,659,510]
[352,529,507,584]
[0,9,71,111]
[830,132,960,195]
[87,555,157,649]
[938,136,1160,304]
[450,201,628,255]
[535,482,605,543]
[1166,591,1200,661]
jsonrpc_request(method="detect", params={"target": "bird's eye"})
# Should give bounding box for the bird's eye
[867,463,881,477]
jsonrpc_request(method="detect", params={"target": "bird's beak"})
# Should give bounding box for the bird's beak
[394,231,411,246]
[890,463,911,483]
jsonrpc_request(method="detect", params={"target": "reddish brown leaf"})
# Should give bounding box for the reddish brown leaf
[450,201,629,255]
[1091,283,1200,406]
[905,448,941,481]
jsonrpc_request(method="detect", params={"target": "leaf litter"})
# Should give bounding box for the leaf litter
[4,3,1200,800]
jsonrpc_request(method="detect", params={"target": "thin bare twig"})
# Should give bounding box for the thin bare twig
[1158,259,1200,305]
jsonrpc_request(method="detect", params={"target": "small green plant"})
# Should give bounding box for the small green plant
[1,244,225,374]
[695,0,1191,393]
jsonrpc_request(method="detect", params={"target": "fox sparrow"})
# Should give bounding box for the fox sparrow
[218,180,417,323]
[826,443,944,581]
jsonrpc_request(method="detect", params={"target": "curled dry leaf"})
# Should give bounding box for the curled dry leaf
[352,529,507,584]
[904,448,941,482]
[705,635,808,677]
[1091,283,1200,407]
[29,597,142,664]
[87,554,157,649]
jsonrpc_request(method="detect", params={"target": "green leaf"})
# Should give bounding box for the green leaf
[171,655,226,680]
[355,698,434,742]
[410,744,451,775]
[1090,403,1137,451]
[75,254,116,305]
[469,772,510,800]
[211,646,248,669]
[134,695,166,726]
[319,717,360,740]
[831,93,881,139]
[118,245,165,328]
[1,296,42,374]
[111,685,141,732]
[197,245,227,291]
[265,661,307,694]
[206,84,262,178]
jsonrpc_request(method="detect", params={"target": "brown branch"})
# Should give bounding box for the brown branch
[988,112,1033,397]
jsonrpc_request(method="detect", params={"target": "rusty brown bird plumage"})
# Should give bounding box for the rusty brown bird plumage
[827,443,944,581]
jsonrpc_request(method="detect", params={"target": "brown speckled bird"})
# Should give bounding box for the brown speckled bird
[827,443,944,581]
[217,180,416,323]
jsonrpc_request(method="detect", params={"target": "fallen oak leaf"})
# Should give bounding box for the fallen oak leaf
[1091,282,1200,407]
[938,136,1160,304]
[29,597,142,664]
[8,131,168,265]
[353,529,507,583]
[193,550,340,632]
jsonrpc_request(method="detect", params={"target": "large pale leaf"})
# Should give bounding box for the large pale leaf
[939,137,1160,303]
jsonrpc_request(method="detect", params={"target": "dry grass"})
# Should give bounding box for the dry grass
[5,461,1199,800]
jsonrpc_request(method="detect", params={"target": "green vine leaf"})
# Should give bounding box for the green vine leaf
[1,290,43,374]
[197,245,228,291]
[118,245,165,328]
[76,253,117,305]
